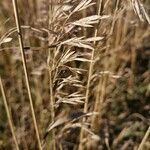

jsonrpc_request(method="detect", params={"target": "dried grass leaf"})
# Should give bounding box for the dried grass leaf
[131,0,150,24]
[47,118,67,132]
[140,3,150,24]
[60,49,76,64]
[72,15,110,27]
[74,57,92,62]
[61,98,84,104]
[61,122,100,141]
[72,0,95,13]
[56,89,85,105]
[0,37,12,45]
[83,37,104,42]
[60,37,94,50]
[60,37,83,45]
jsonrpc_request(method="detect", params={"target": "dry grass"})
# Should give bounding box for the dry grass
[0,77,19,150]
[0,0,150,149]
[12,0,42,149]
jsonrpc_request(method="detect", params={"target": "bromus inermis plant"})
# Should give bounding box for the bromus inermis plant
[0,0,149,149]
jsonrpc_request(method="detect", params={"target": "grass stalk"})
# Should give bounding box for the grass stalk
[0,77,19,150]
[88,68,108,146]
[47,0,56,149]
[110,0,120,35]
[78,0,103,149]
[91,0,121,133]
[12,0,42,149]
[47,48,56,150]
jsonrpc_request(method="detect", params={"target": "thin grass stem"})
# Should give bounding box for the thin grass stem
[12,0,42,149]
[47,0,56,149]
[0,77,19,150]
[78,0,103,149]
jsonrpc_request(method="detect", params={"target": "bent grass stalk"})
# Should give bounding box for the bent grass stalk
[0,77,19,150]
[12,0,42,149]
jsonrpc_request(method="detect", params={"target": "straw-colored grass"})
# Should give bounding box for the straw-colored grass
[12,0,42,149]
[0,0,149,149]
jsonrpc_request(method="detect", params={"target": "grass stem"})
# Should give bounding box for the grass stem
[0,77,19,150]
[12,0,42,149]
[78,0,103,149]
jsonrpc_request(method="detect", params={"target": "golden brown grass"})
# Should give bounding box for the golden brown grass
[0,0,150,149]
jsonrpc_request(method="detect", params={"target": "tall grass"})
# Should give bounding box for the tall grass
[79,1,103,149]
[0,0,150,149]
